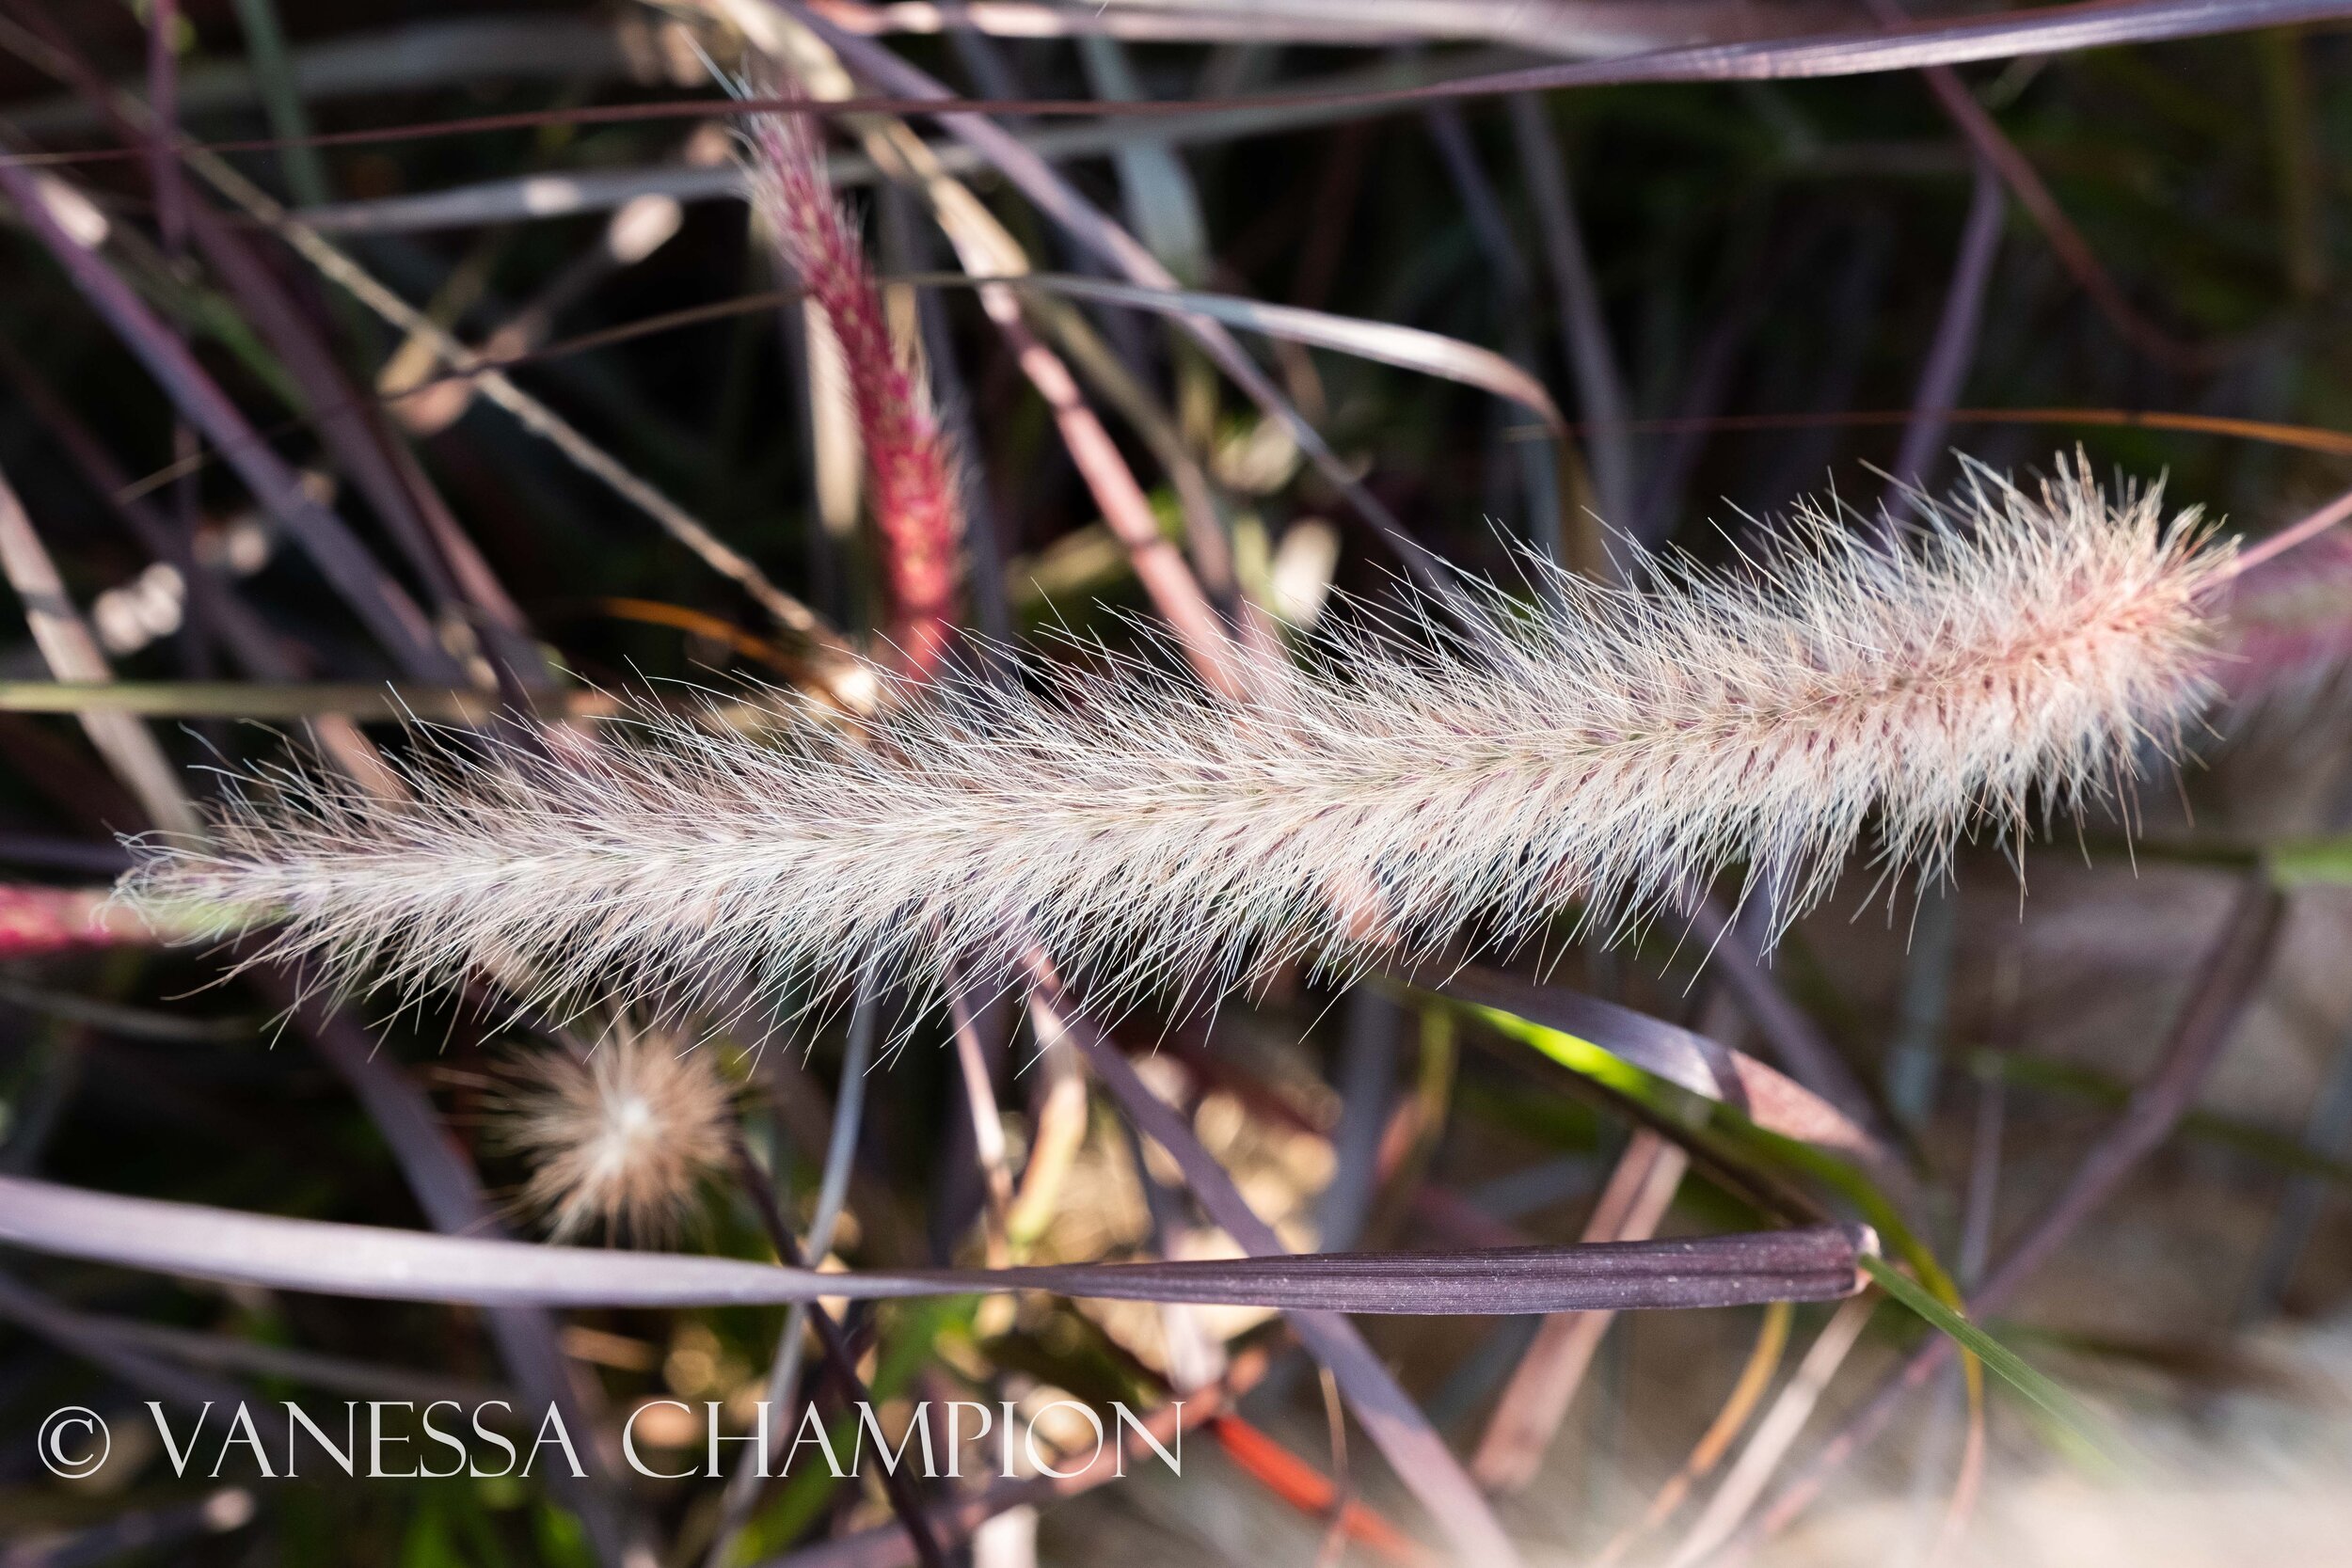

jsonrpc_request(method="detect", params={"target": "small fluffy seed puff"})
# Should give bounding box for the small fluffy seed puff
[492,1023,736,1243]
[123,456,2225,1019]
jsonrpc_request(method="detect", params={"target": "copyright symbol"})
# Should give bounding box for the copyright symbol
[38,1407,108,1479]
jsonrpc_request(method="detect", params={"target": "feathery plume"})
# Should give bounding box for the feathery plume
[490,1022,735,1243]
[122,458,2224,1021]
[745,94,961,675]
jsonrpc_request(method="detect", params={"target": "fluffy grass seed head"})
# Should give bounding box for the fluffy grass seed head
[743,90,962,676]
[122,456,2226,1023]
[490,1022,737,1243]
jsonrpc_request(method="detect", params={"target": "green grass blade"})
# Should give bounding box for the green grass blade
[1861,1254,2125,1462]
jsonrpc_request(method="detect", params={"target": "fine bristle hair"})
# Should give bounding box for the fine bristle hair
[490,1022,736,1243]
[742,87,962,677]
[122,456,2225,1026]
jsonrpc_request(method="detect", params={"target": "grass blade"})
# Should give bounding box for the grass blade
[0,463,200,835]
[907,269,1568,458]
[0,160,454,681]
[1431,968,1891,1171]
[1860,1254,2120,1458]
[0,1171,1867,1314]
[0,680,615,721]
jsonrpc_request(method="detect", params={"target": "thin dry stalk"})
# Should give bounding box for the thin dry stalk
[706,977,879,1568]
[1666,1292,1878,1568]
[1471,1128,1686,1491]
[1006,1024,1086,1250]
[771,1344,1272,1568]
[946,975,1014,1257]
[389,194,685,439]
[148,103,872,706]
[1862,0,2212,371]
[726,1136,948,1568]
[1509,91,1634,541]
[1886,158,2005,499]
[1032,971,1527,1568]
[1592,1298,1795,1565]
[0,460,199,836]
[1922,1396,1988,1568]
[977,293,1250,696]
[765,0,1441,578]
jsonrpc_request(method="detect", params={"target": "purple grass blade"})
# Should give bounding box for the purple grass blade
[284,0,2351,246]
[61,1308,505,1407]
[1435,965,1897,1179]
[0,1266,244,1411]
[1886,158,2005,499]
[1508,91,1637,539]
[0,1173,1865,1315]
[0,157,455,682]
[1317,988,1403,1251]
[143,0,185,250]
[1321,0,2352,104]
[161,191,551,686]
[0,342,293,680]
[12,0,2344,175]
[1681,895,1895,1145]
